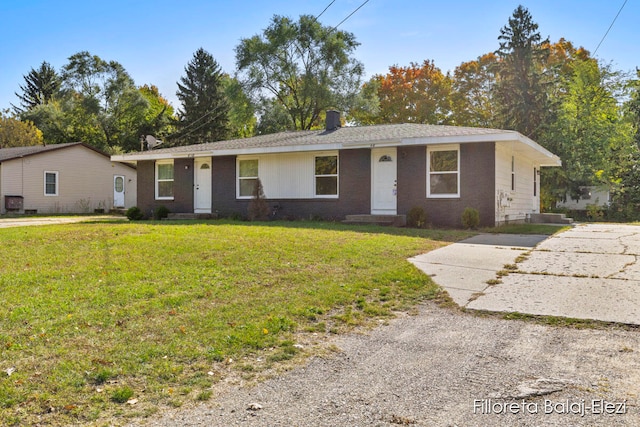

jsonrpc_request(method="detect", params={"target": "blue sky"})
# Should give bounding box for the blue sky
[1,0,638,112]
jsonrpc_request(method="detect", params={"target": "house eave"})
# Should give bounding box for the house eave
[111,143,345,162]
[110,128,561,167]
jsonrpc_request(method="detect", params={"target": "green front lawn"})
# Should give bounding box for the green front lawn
[0,221,470,425]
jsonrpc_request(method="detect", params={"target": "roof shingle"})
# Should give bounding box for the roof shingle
[123,123,519,157]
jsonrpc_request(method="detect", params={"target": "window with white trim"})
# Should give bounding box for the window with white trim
[155,160,174,200]
[238,158,259,198]
[427,146,459,198]
[44,171,58,196]
[314,155,338,197]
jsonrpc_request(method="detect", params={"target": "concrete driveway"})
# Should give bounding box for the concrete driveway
[410,223,640,325]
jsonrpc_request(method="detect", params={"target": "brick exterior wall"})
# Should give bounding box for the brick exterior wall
[397,142,495,228]
[137,158,194,218]
[210,149,371,220]
[135,143,495,227]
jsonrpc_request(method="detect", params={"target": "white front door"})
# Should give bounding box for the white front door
[113,175,125,208]
[194,158,212,213]
[371,147,397,215]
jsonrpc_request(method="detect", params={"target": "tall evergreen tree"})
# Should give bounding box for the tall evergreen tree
[175,48,229,145]
[13,61,60,114]
[494,5,550,139]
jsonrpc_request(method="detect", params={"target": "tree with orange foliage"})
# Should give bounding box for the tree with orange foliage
[450,53,498,127]
[371,60,452,125]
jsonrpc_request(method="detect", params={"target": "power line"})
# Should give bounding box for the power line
[593,0,628,56]
[331,0,370,31]
[172,0,338,144]
[315,0,336,21]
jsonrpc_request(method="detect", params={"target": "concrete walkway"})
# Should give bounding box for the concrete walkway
[409,223,640,325]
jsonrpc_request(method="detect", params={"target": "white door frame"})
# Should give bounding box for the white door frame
[371,147,397,215]
[194,158,212,213]
[113,175,125,208]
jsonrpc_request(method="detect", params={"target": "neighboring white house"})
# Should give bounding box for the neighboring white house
[0,142,136,214]
[556,186,610,210]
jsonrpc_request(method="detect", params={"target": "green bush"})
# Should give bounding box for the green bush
[407,206,428,228]
[461,207,480,229]
[125,206,144,221]
[154,205,170,220]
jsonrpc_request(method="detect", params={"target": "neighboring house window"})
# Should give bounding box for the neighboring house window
[44,171,58,196]
[155,160,174,200]
[579,187,592,200]
[315,155,338,197]
[533,168,537,196]
[238,159,259,198]
[427,145,459,198]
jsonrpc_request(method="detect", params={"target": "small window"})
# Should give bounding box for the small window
[115,176,124,192]
[238,159,258,198]
[44,171,58,196]
[533,168,537,197]
[200,163,210,170]
[427,146,459,198]
[315,155,338,197]
[379,155,392,162]
[155,160,174,200]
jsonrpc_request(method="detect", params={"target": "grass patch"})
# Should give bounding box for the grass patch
[0,220,468,425]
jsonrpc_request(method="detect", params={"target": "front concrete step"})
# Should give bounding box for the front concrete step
[343,214,406,227]
[167,212,217,220]
[529,213,573,225]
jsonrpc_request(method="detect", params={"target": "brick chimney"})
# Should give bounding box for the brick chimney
[325,110,341,131]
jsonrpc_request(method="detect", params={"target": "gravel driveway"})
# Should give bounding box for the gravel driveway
[131,303,640,426]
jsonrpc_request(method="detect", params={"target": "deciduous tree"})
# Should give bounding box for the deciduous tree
[543,59,633,205]
[59,51,149,151]
[450,53,498,127]
[138,84,176,141]
[235,14,364,131]
[221,75,256,138]
[371,60,452,124]
[0,110,44,147]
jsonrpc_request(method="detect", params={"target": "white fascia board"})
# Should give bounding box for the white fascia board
[404,132,561,166]
[401,132,513,147]
[508,133,561,166]
[341,139,399,148]
[110,143,344,162]
[111,152,173,162]
[210,143,343,157]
